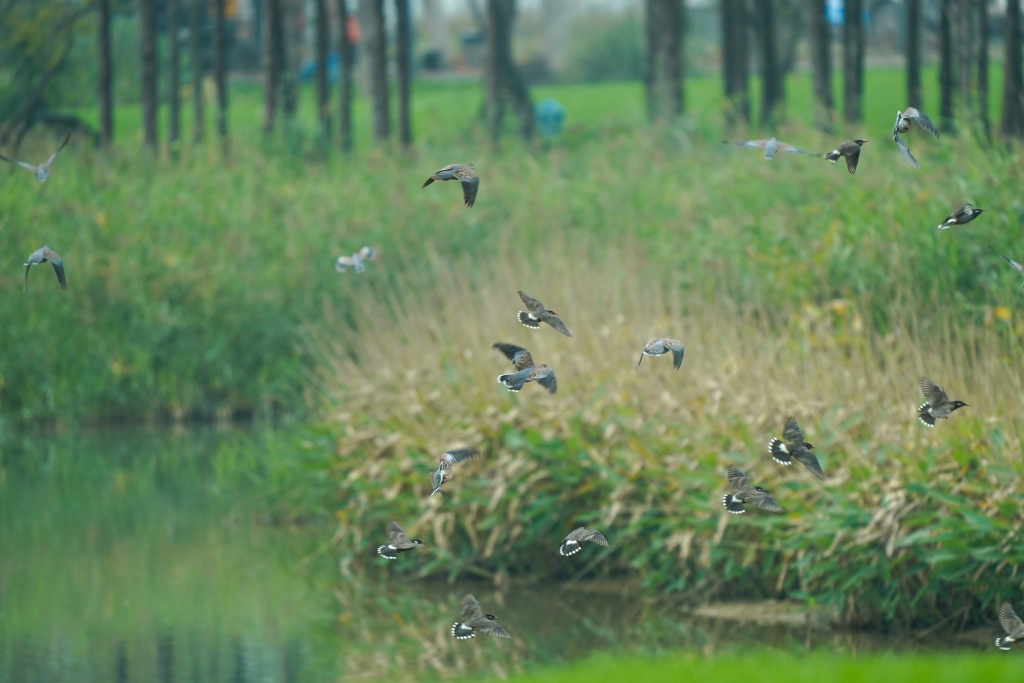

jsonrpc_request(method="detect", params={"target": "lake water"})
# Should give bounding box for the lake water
[0,426,992,683]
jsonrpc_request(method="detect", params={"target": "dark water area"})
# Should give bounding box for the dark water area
[0,426,993,683]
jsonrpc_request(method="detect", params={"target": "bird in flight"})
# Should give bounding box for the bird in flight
[335,246,376,273]
[725,137,816,160]
[637,338,684,370]
[768,417,825,480]
[516,290,571,337]
[558,527,608,556]
[451,593,512,641]
[996,602,1024,650]
[992,248,1024,285]
[0,134,71,182]
[722,466,783,514]
[918,378,968,427]
[422,163,478,208]
[430,448,480,497]
[892,108,938,170]
[493,342,557,394]
[824,140,868,175]
[24,246,67,293]
[376,520,426,559]
[937,204,984,230]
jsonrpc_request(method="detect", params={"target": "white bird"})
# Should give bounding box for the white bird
[0,134,71,182]
[335,246,376,273]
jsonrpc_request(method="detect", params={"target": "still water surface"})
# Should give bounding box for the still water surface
[0,426,989,683]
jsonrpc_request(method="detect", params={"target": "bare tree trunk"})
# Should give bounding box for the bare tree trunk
[977,0,989,135]
[906,0,922,108]
[190,0,205,143]
[806,0,832,128]
[281,0,297,118]
[169,0,182,148]
[842,0,863,123]
[365,0,390,142]
[395,0,412,146]
[139,0,158,150]
[644,0,684,122]
[955,0,974,115]
[720,0,749,124]
[756,0,781,126]
[97,0,113,147]
[1002,0,1024,138]
[213,0,228,148]
[315,0,331,136]
[263,0,283,134]
[337,0,354,151]
[939,0,954,130]
[485,0,534,142]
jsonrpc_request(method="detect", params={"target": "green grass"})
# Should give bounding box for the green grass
[475,650,1024,683]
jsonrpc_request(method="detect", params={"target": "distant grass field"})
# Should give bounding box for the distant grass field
[466,650,1024,683]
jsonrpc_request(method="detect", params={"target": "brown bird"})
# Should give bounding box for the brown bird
[768,417,825,480]
[0,134,70,182]
[24,246,67,293]
[517,290,571,337]
[996,602,1024,650]
[422,163,478,208]
[376,520,426,559]
[492,342,557,394]
[824,140,867,175]
[722,466,784,514]
[637,338,684,370]
[451,593,512,641]
[558,527,609,556]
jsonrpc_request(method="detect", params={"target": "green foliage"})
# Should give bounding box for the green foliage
[562,11,644,84]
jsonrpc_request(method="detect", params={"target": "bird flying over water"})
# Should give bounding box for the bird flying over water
[996,602,1024,650]
[726,137,816,160]
[768,417,825,480]
[558,527,608,556]
[722,466,783,514]
[493,342,557,394]
[335,246,376,273]
[376,520,426,559]
[637,338,684,370]
[517,290,571,337]
[937,204,984,230]
[430,448,480,497]
[24,246,67,293]
[422,163,478,208]
[451,593,512,641]
[824,140,867,175]
[0,134,71,182]
[918,378,968,427]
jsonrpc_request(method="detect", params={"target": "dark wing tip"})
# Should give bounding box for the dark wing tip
[421,177,435,188]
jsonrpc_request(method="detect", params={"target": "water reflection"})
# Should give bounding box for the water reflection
[0,426,989,683]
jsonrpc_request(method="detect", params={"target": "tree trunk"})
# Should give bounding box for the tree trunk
[644,0,684,122]
[365,0,390,142]
[954,0,974,115]
[97,0,113,147]
[190,0,205,143]
[720,0,749,124]
[139,0,158,150]
[169,0,181,147]
[1002,0,1024,138]
[337,0,354,151]
[756,0,781,126]
[315,0,331,136]
[939,0,954,130]
[395,0,412,146]
[977,0,988,134]
[485,0,534,143]
[806,0,832,128]
[906,0,921,108]
[842,0,863,123]
[213,0,228,147]
[263,0,282,134]
[281,0,297,118]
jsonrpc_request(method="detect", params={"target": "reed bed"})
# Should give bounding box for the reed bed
[291,239,1024,628]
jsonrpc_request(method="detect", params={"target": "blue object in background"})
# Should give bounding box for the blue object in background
[535,98,565,139]
[299,52,341,83]
[826,1,871,28]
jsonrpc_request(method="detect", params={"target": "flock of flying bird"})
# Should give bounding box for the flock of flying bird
[4,107,1022,649]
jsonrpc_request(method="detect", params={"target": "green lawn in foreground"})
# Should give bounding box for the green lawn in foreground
[486,650,1024,683]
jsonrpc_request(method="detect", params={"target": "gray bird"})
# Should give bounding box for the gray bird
[993,248,1024,285]
[376,520,426,559]
[430,448,480,497]
[24,246,67,293]
[0,134,70,182]
[996,602,1024,650]
[726,137,816,160]
[422,163,478,208]
[335,246,376,273]
[558,527,609,556]
[768,417,825,480]
[937,204,985,230]
[493,342,557,394]
[517,290,571,337]
[892,108,938,171]
[918,378,968,427]
[824,140,867,175]
[451,593,512,641]
[722,465,783,514]
[637,338,684,370]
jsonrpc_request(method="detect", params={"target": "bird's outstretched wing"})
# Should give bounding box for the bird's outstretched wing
[893,132,920,170]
